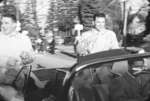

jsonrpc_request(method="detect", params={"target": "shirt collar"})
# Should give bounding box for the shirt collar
[92,28,106,35]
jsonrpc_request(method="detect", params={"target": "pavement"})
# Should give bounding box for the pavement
[33,45,77,69]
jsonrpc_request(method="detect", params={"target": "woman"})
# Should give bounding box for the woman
[126,14,146,47]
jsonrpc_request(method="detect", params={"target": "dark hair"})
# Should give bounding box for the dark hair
[128,58,144,67]
[2,13,17,22]
[128,14,145,25]
[93,13,106,21]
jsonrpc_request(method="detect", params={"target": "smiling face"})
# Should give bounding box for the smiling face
[94,17,106,30]
[1,16,17,35]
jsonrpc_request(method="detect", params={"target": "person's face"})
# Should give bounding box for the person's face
[94,17,106,30]
[1,17,16,35]
[132,16,140,24]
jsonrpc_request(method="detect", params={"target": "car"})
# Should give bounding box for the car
[4,48,150,101]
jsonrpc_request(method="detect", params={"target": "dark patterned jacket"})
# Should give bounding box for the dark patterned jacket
[109,71,150,101]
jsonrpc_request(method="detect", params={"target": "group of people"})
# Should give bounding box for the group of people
[0,2,148,100]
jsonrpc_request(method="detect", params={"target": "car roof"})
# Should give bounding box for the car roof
[74,49,150,72]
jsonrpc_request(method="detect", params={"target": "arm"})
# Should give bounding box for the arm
[30,72,46,88]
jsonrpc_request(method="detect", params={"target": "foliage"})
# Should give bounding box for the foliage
[46,0,79,32]
[0,5,17,16]
[20,0,40,37]
[46,0,56,31]
[58,17,74,31]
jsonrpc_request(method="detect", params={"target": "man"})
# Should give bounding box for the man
[0,13,44,101]
[126,14,146,47]
[76,13,119,56]
[0,13,34,67]
[109,58,150,101]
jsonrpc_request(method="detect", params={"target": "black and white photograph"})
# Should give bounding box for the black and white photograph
[0,0,150,101]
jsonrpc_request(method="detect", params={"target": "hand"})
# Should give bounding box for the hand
[143,34,150,42]
[126,47,143,53]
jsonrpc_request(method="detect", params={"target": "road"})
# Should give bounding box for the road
[33,45,77,69]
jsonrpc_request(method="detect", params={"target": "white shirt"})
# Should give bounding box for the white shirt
[77,28,119,55]
[0,31,33,67]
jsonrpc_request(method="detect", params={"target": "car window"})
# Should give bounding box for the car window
[112,61,128,74]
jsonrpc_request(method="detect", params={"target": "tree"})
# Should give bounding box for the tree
[46,0,56,31]
[46,0,79,32]
[58,16,74,31]
[57,0,79,32]
[20,0,40,37]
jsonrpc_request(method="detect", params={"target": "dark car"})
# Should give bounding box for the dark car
[20,49,150,101]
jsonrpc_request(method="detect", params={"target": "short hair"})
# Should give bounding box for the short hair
[2,13,17,22]
[93,13,106,21]
[128,58,144,67]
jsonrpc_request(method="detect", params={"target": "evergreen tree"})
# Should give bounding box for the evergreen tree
[57,0,78,32]
[46,0,56,31]
[46,0,79,32]
[20,0,39,37]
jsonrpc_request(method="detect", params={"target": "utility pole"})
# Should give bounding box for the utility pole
[121,0,129,47]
